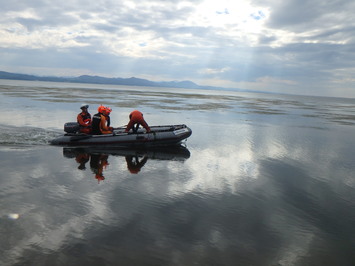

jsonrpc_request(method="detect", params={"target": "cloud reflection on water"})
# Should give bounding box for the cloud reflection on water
[1,81,355,265]
[1,124,354,265]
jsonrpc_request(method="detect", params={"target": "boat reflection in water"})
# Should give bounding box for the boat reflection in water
[63,145,191,182]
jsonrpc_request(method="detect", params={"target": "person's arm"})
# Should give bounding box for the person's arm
[77,114,86,126]
[84,115,92,126]
[100,116,113,133]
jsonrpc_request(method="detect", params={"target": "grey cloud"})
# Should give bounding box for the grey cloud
[4,6,80,30]
[104,3,197,32]
[1,0,355,96]
[92,23,120,33]
[0,0,44,12]
[306,26,355,44]
[16,18,43,31]
[258,35,277,45]
[253,0,354,30]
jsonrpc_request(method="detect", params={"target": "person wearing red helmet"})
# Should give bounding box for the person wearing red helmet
[91,105,113,135]
[77,104,92,134]
[125,110,151,133]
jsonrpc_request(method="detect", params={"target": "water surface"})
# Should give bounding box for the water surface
[0,80,354,265]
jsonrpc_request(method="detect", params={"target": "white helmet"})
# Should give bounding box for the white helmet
[80,104,89,109]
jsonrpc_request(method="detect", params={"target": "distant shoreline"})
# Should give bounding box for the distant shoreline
[4,70,350,100]
[0,70,260,94]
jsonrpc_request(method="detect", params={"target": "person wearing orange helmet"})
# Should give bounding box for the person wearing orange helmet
[125,110,151,133]
[104,107,112,128]
[91,105,113,135]
[77,104,92,134]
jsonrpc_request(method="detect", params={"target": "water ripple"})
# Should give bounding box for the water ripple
[0,125,60,146]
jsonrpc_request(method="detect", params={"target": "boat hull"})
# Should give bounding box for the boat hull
[51,124,192,147]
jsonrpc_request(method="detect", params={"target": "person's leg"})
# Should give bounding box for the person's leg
[80,127,91,134]
[133,123,140,133]
[125,120,135,132]
[140,119,150,132]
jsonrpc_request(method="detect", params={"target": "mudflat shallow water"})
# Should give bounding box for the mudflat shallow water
[0,79,355,265]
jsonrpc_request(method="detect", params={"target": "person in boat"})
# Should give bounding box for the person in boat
[91,105,113,135]
[104,107,112,127]
[77,104,92,134]
[125,110,151,133]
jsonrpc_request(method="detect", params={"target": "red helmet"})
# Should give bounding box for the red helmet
[98,105,106,113]
[105,107,112,114]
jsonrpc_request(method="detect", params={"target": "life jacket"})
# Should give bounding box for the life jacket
[78,112,91,127]
[91,112,103,135]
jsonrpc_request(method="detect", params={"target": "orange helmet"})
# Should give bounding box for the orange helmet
[105,107,112,114]
[98,105,106,113]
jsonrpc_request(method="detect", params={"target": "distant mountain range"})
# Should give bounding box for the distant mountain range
[0,70,227,91]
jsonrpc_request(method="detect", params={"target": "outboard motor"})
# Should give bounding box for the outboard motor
[64,122,80,133]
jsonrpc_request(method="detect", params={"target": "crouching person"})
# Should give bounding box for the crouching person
[125,110,150,133]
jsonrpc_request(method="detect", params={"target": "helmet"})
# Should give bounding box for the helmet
[98,105,106,113]
[105,107,112,114]
[80,104,89,109]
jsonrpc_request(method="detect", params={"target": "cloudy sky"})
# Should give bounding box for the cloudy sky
[1,0,355,97]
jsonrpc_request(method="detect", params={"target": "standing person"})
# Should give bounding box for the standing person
[125,110,151,133]
[91,105,113,135]
[77,104,92,134]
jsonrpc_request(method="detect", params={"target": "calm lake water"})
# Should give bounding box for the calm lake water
[0,79,355,266]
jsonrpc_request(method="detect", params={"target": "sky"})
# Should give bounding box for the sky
[1,0,355,98]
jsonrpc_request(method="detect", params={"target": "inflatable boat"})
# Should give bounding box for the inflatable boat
[50,123,192,147]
